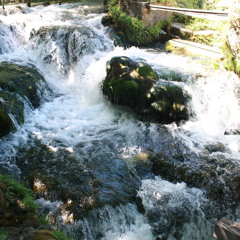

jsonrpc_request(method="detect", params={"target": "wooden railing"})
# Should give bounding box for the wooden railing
[145,3,229,17]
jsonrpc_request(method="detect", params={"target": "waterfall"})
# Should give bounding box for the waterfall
[0,3,240,240]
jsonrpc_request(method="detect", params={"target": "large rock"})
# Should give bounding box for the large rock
[148,80,190,122]
[102,56,190,123]
[0,62,48,137]
[102,56,157,113]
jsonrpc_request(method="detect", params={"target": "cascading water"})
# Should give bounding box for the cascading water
[0,3,240,240]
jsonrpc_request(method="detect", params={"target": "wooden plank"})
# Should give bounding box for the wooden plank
[215,217,240,240]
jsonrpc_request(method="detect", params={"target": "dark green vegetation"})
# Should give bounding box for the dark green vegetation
[109,0,168,46]
[223,42,240,76]
[0,174,74,240]
[102,56,190,123]
[0,174,38,227]
[0,62,48,138]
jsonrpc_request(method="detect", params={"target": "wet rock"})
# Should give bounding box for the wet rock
[102,56,157,114]
[151,150,240,218]
[0,62,50,137]
[16,140,140,220]
[224,127,240,135]
[30,25,111,75]
[101,14,114,26]
[148,80,190,122]
[102,56,190,123]
[0,62,47,108]
[0,92,24,137]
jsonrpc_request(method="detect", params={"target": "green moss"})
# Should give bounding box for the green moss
[109,5,167,46]
[0,174,39,213]
[137,65,157,80]
[111,78,138,104]
[0,62,45,108]
[52,230,73,240]
[0,230,8,240]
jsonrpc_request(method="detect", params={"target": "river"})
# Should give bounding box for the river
[0,3,240,240]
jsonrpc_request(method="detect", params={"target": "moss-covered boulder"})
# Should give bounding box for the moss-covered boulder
[102,56,157,114]
[148,81,190,122]
[102,56,190,123]
[0,62,48,137]
[0,62,46,108]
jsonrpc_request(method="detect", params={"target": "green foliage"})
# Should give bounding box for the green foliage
[0,174,38,213]
[110,5,167,46]
[223,42,240,76]
[184,17,228,47]
[40,214,49,225]
[0,230,8,240]
[172,13,192,24]
[52,230,73,240]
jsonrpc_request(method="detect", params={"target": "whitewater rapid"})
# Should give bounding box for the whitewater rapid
[0,3,240,240]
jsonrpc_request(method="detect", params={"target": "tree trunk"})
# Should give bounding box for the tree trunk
[2,0,5,10]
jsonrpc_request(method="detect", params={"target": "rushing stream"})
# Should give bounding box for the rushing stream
[0,3,240,240]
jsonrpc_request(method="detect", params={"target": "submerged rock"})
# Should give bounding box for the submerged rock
[16,140,140,220]
[102,56,190,123]
[151,138,240,218]
[0,62,49,137]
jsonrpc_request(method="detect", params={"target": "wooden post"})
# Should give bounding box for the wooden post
[214,217,240,240]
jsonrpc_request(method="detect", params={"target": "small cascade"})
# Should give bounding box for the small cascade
[138,177,214,240]
[0,3,240,240]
